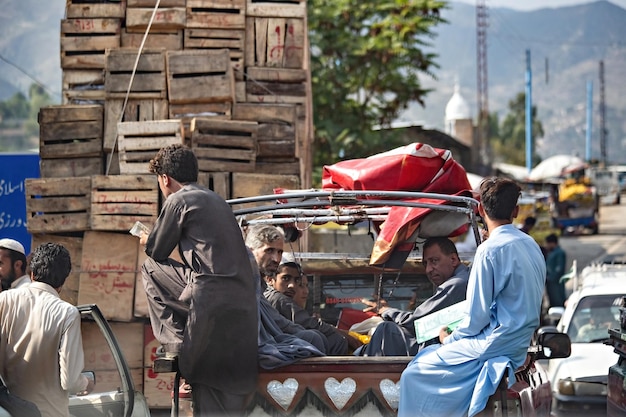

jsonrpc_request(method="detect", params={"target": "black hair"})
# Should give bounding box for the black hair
[546,233,559,244]
[149,144,198,184]
[423,237,459,256]
[479,177,521,221]
[30,243,71,289]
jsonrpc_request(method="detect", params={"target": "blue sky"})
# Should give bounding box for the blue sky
[455,0,626,10]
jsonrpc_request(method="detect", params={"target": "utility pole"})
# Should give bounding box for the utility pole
[525,49,533,175]
[476,0,489,174]
[599,61,607,166]
[585,81,593,162]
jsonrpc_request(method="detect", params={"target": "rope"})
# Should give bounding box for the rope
[105,0,162,175]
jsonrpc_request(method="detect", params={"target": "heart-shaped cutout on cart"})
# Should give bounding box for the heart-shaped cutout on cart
[267,378,298,411]
[379,379,400,410]
[324,377,356,410]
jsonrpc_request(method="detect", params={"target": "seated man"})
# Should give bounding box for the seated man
[357,237,470,356]
[265,255,362,355]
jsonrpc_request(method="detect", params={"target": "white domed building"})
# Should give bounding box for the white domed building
[444,84,474,148]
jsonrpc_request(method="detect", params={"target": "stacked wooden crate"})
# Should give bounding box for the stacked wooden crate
[32,0,313,409]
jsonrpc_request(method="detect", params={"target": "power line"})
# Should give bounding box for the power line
[0,52,61,99]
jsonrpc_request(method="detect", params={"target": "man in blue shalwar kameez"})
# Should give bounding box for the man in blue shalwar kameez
[399,177,546,417]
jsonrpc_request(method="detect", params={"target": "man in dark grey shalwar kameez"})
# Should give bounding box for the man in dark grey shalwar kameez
[140,144,258,416]
[357,237,470,356]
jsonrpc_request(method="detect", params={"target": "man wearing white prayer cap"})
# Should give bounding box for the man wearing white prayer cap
[0,238,29,290]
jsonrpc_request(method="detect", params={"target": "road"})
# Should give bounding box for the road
[559,201,626,297]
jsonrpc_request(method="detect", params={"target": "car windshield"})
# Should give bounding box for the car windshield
[567,294,624,343]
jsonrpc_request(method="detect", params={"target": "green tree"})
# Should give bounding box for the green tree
[492,92,543,166]
[0,91,29,120]
[24,84,53,138]
[308,0,447,179]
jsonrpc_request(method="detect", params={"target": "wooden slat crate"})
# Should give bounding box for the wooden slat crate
[184,28,245,80]
[25,177,91,233]
[90,174,159,231]
[245,17,305,68]
[230,172,300,210]
[254,159,301,175]
[82,321,144,391]
[166,49,235,104]
[245,67,307,103]
[105,49,166,99]
[60,18,121,70]
[127,0,186,6]
[38,104,103,159]
[191,118,258,173]
[117,120,184,174]
[197,171,231,199]
[40,157,103,178]
[233,103,296,158]
[186,0,246,29]
[125,7,186,33]
[66,0,126,19]
[104,99,169,151]
[31,234,83,305]
[78,231,139,322]
[246,0,306,18]
[168,102,232,120]
[62,70,106,104]
[121,29,183,50]
[143,325,176,407]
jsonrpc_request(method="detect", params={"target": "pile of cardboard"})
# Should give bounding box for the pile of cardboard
[28,0,312,408]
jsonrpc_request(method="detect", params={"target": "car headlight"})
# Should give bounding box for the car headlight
[557,379,607,396]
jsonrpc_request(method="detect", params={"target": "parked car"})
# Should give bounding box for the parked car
[226,189,571,417]
[607,300,626,417]
[0,304,151,417]
[547,263,626,416]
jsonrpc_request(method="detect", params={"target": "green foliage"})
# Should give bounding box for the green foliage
[308,0,447,175]
[491,92,544,166]
[0,83,52,151]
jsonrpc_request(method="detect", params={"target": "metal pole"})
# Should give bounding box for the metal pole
[585,81,593,162]
[525,49,533,174]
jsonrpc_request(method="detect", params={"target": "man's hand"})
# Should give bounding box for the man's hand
[438,326,452,344]
[361,298,388,314]
[77,373,95,396]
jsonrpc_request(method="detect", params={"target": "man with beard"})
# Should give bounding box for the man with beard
[0,239,30,290]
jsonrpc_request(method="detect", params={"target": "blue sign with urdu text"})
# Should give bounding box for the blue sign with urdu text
[0,153,40,254]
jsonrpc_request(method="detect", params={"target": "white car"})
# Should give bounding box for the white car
[547,263,626,416]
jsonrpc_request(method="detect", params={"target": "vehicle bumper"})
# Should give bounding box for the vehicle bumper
[552,394,606,417]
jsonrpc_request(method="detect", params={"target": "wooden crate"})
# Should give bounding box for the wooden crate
[105,49,166,99]
[245,67,307,103]
[121,29,183,50]
[191,118,257,173]
[184,28,245,80]
[245,16,305,68]
[246,0,306,18]
[31,234,83,305]
[143,325,176,408]
[60,18,121,70]
[39,104,103,159]
[40,157,103,178]
[186,0,245,29]
[90,175,159,232]
[126,7,186,33]
[166,49,235,105]
[230,172,300,210]
[168,102,231,120]
[117,120,184,174]
[25,177,91,233]
[197,171,231,199]
[83,320,144,392]
[78,231,139,322]
[66,0,126,19]
[62,70,106,104]
[104,99,169,151]
[253,159,301,175]
[233,103,296,158]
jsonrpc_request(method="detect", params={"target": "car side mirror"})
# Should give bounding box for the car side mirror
[547,306,565,323]
[535,326,571,360]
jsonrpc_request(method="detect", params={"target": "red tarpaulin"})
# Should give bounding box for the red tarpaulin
[322,143,473,268]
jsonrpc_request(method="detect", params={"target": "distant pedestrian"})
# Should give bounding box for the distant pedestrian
[545,233,567,307]
[520,216,536,235]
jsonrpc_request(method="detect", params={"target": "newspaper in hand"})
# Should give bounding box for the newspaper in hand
[129,221,150,237]
[414,300,469,344]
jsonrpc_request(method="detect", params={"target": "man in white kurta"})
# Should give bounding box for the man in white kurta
[0,243,91,417]
[399,177,546,417]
